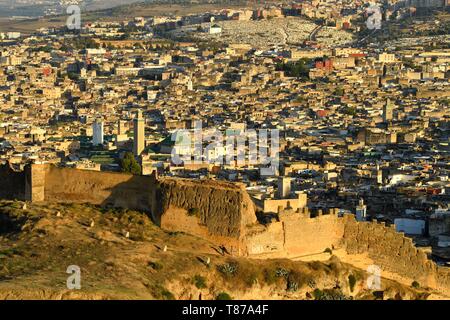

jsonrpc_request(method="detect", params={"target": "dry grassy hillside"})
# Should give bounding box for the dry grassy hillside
[0,200,430,300]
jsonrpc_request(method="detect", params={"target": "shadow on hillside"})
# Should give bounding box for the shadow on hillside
[0,205,27,236]
[0,163,26,201]
[100,174,160,226]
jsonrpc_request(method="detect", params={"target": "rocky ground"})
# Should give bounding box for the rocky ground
[0,200,431,300]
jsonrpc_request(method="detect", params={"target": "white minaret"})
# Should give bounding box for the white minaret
[92,119,104,146]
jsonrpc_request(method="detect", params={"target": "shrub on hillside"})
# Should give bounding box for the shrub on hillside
[216,292,232,300]
[193,275,207,289]
[148,261,163,271]
[149,284,175,300]
[218,262,238,277]
[263,269,278,285]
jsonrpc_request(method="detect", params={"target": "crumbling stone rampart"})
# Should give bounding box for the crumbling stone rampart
[156,178,256,238]
[246,209,450,293]
[342,214,450,292]
[1,163,449,292]
[0,163,256,253]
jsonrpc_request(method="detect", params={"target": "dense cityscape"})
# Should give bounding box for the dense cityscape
[0,0,449,304]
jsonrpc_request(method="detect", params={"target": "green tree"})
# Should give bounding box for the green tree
[216,292,232,300]
[276,58,312,79]
[120,152,141,175]
[193,275,207,289]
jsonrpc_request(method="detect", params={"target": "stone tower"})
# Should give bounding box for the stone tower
[133,110,145,156]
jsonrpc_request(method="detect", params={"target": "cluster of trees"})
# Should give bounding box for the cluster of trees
[28,45,52,53]
[275,58,312,79]
[197,40,224,53]
[119,152,141,175]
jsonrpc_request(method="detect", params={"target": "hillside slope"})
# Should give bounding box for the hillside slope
[0,200,430,300]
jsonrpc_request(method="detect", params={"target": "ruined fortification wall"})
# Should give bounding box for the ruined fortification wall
[263,197,306,214]
[246,222,285,257]
[246,210,344,259]
[341,214,450,291]
[246,210,450,293]
[1,163,449,292]
[42,166,256,252]
[41,165,157,212]
[156,178,257,246]
[0,163,254,253]
[436,268,450,294]
[0,163,26,200]
[282,211,344,259]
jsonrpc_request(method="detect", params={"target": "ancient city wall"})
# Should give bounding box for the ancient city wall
[341,214,450,292]
[0,163,449,292]
[282,210,344,259]
[246,209,344,258]
[246,209,450,293]
[436,268,450,294]
[262,193,307,214]
[246,222,285,257]
[155,178,257,254]
[0,163,254,253]
[38,165,258,246]
[38,164,157,212]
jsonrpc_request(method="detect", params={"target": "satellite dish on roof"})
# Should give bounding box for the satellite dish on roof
[210,17,215,23]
